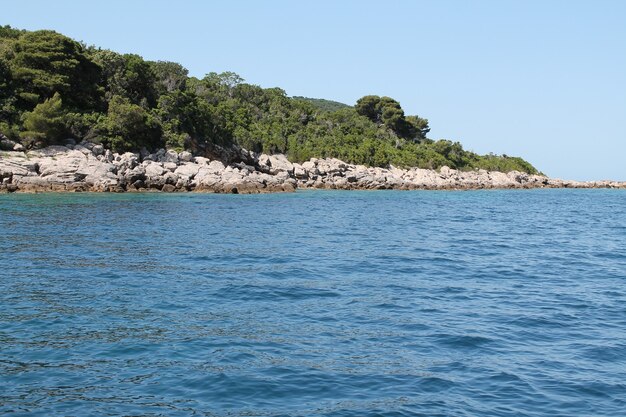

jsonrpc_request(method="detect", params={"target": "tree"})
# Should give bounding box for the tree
[202,71,244,99]
[119,54,158,106]
[20,92,66,145]
[355,95,382,122]
[355,95,416,139]
[9,30,101,110]
[150,61,188,95]
[89,50,156,107]
[0,58,12,98]
[155,90,220,150]
[0,25,22,40]
[0,58,18,126]
[292,96,349,112]
[0,26,539,174]
[99,95,162,152]
[205,71,244,89]
[406,115,430,142]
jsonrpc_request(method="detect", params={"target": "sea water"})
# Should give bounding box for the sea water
[1,189,625,416]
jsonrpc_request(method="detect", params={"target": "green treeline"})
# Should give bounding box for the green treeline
[0,26,538,173]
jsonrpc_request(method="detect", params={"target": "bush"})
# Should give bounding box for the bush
[19,92,66,146]
[97,95,163,152]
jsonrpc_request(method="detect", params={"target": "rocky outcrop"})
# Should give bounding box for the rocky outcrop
[1,143,624,193]
[0,135,25,152]
[295,159,626,190]
[0,144,296,193]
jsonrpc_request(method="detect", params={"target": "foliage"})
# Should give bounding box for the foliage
[472,154,539,174]
[150,61,188,95]
[88,49,156,107]
[0,25,22,41]
[355,95,429,141]
[97,95,162,153]
[20,92,66,146]
[0,26,539,174]
[292,96,350,112]
[7,30,101,111]
[0,57,18,126]
[63,111,102,142]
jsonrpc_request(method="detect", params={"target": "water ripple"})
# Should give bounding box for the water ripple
[1,189,626,416]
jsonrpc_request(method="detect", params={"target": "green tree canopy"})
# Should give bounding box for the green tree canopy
[0,26,539,174]
[354,95,426,141]
[0,25,22,40]
[98,95,162,152]
[406,115,430,141]
[20,92,66,145]
[89,50,156,107]
[150,61,189,95]
[8,30,101,110]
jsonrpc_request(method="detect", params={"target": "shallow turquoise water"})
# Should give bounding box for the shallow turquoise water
[1,189,626,416]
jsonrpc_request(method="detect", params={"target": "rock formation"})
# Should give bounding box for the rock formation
[1,142,624,193]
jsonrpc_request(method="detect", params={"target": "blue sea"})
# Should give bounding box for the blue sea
[1,189,626,417]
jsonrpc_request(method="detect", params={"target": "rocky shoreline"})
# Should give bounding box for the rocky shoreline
[1,142,624,194]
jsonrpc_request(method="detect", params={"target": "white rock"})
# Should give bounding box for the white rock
[164,162,178,172]
[174,163,200,178]
[293,163,308,179]
[145,162,166,177]
[207,160,226,174]
[163,150,179,163]
[267,154,294,175]
[179,151,194,162]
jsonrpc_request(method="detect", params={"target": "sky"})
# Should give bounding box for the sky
[3,0,625,180]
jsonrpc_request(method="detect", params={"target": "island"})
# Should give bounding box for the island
[1,26,624,193]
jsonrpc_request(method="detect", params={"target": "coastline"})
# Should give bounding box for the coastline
[1,143,624,194]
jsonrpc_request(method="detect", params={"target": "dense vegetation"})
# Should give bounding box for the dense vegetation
[292,97,350,112]
[0,26,538,173]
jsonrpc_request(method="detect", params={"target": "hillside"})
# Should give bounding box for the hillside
[0,25,538,174]
[291,96,350,112]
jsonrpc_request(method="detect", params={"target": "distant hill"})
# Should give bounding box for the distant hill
[292,96,350,112]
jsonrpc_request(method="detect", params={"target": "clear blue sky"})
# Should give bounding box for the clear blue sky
[4,0,625,180]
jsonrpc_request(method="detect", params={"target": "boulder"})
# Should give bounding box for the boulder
[163,149,179,163]
[164,162,178,172]
[145,162,166,177]
[80,141,95,150]
[0,138,19,151]
[164,172,179,185]
[73,145,92,156]
[116,152,138,171]
[194,156,211,165]
[179,151,194,162]
[161,184,176,192]
[124,166,147,183]
[103,149,114,163]
[267,154,294,175]
[92,144,104,156]
[207,160,226,174]
[316,158,348,175]
[174,163,200,178]
[293,163,308,179]
[146,175,166,189]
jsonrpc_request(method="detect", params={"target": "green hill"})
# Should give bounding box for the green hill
[292,96,350,112]
[0,25,538,173]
